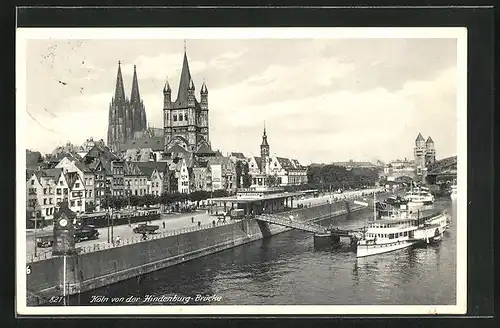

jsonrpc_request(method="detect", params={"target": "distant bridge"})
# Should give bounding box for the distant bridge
[427,156,457,175]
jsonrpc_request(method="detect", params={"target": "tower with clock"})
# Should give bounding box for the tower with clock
[52,201,77,256]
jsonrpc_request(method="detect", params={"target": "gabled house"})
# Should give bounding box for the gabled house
[247,156,262,175]
[65,171,86,213]
[268,155,308,186]
[134,161,171,196]
[55,156,95,210]
[124,161,148,197]
[207,157,236,192]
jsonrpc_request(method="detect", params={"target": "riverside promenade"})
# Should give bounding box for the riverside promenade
[25,188,384,262]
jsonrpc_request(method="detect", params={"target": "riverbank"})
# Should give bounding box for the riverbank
[27,199,368,306]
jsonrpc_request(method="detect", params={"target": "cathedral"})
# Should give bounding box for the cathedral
[163,50,212,158]
[107,62,148,152]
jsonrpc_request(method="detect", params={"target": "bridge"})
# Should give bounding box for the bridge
[255,213,365,243]
[256,213,328,234]
[426,156,457,183]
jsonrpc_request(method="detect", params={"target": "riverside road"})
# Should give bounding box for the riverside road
[25,188,382,260]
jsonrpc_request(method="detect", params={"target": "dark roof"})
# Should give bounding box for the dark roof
[133,161,170,177]
[73,159,92,173]
[253,156,262,168]
[276,157,294,169]
[42,168,63,179]
[415,133,425,142]
[64,172,80,189]
[124,162,146,176]
[230,152,246,159]
[172,52,200,110]
[196,143,213,154]
[120,137,164,152]
[426,136,434,144]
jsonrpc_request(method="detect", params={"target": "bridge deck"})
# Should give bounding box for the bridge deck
[256,214,328,234]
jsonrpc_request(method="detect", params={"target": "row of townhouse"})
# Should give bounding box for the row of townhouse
[26,167,86,227]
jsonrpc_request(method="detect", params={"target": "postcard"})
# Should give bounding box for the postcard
[17,27,467,316]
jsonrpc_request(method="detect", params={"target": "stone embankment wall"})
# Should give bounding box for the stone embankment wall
[26,200,365,305]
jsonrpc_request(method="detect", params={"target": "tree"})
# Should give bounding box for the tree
[267,174,278,187]
[242,162,252,188]
[235,161,243,188]
[86,201,96,213]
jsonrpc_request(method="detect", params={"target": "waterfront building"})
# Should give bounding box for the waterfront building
[207,157,236,192]
[65,171,86,214]
[134,161,172,195]
[228,152,247,164]
[163,49,213,160]
[247,127,308,186]
[26,172,43,228]
[177,158,190,194]
[55,156,95,209]
[191,166,212,192]
[107,62,148,152]
[124,162,148,197]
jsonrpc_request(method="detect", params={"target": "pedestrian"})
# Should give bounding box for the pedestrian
[212,220,216,226]
[191,217,194,223]
[142,233,147,241]
[198,221,201,227]
[162,221,165,229]
[115,235,121,245]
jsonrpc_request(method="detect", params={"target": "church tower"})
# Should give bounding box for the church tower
[260,124,270,174]
[107,61,128,152]
[129,64,147,137]
[107,62,148,151]
[163,44,212,159]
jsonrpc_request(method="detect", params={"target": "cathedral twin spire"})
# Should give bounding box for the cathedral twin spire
[107,61,148,150]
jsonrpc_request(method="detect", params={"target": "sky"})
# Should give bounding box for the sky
[22,35,459,164]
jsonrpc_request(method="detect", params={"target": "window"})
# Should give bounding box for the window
[31,180,35,185]
[89,191,92,198]
[75,182,80,188]
[173,114,177,121]
[77,200,82,206]
[43,188,47,195]
[56,188,62,195]
[43,198,47,205]
[135,190,138,196]
[70,200,75,206]
[184,114,188,121]
[59,181,63,186]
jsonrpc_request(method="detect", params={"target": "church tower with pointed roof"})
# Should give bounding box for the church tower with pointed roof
[107,62,148,152]
[163,46,212,161]
[260,123,270,174]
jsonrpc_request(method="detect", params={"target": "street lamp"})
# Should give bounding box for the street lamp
[33,202,37,257]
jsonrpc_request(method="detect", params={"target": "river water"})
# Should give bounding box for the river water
[70,198,456,306]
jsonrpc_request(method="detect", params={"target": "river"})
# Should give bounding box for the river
[70,198,456,306]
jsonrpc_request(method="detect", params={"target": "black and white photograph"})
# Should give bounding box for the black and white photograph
[17,27,467,315]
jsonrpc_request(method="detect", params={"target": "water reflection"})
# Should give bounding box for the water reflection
[70,199,456,306]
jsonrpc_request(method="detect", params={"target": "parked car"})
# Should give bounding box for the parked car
[133,224,159,234]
